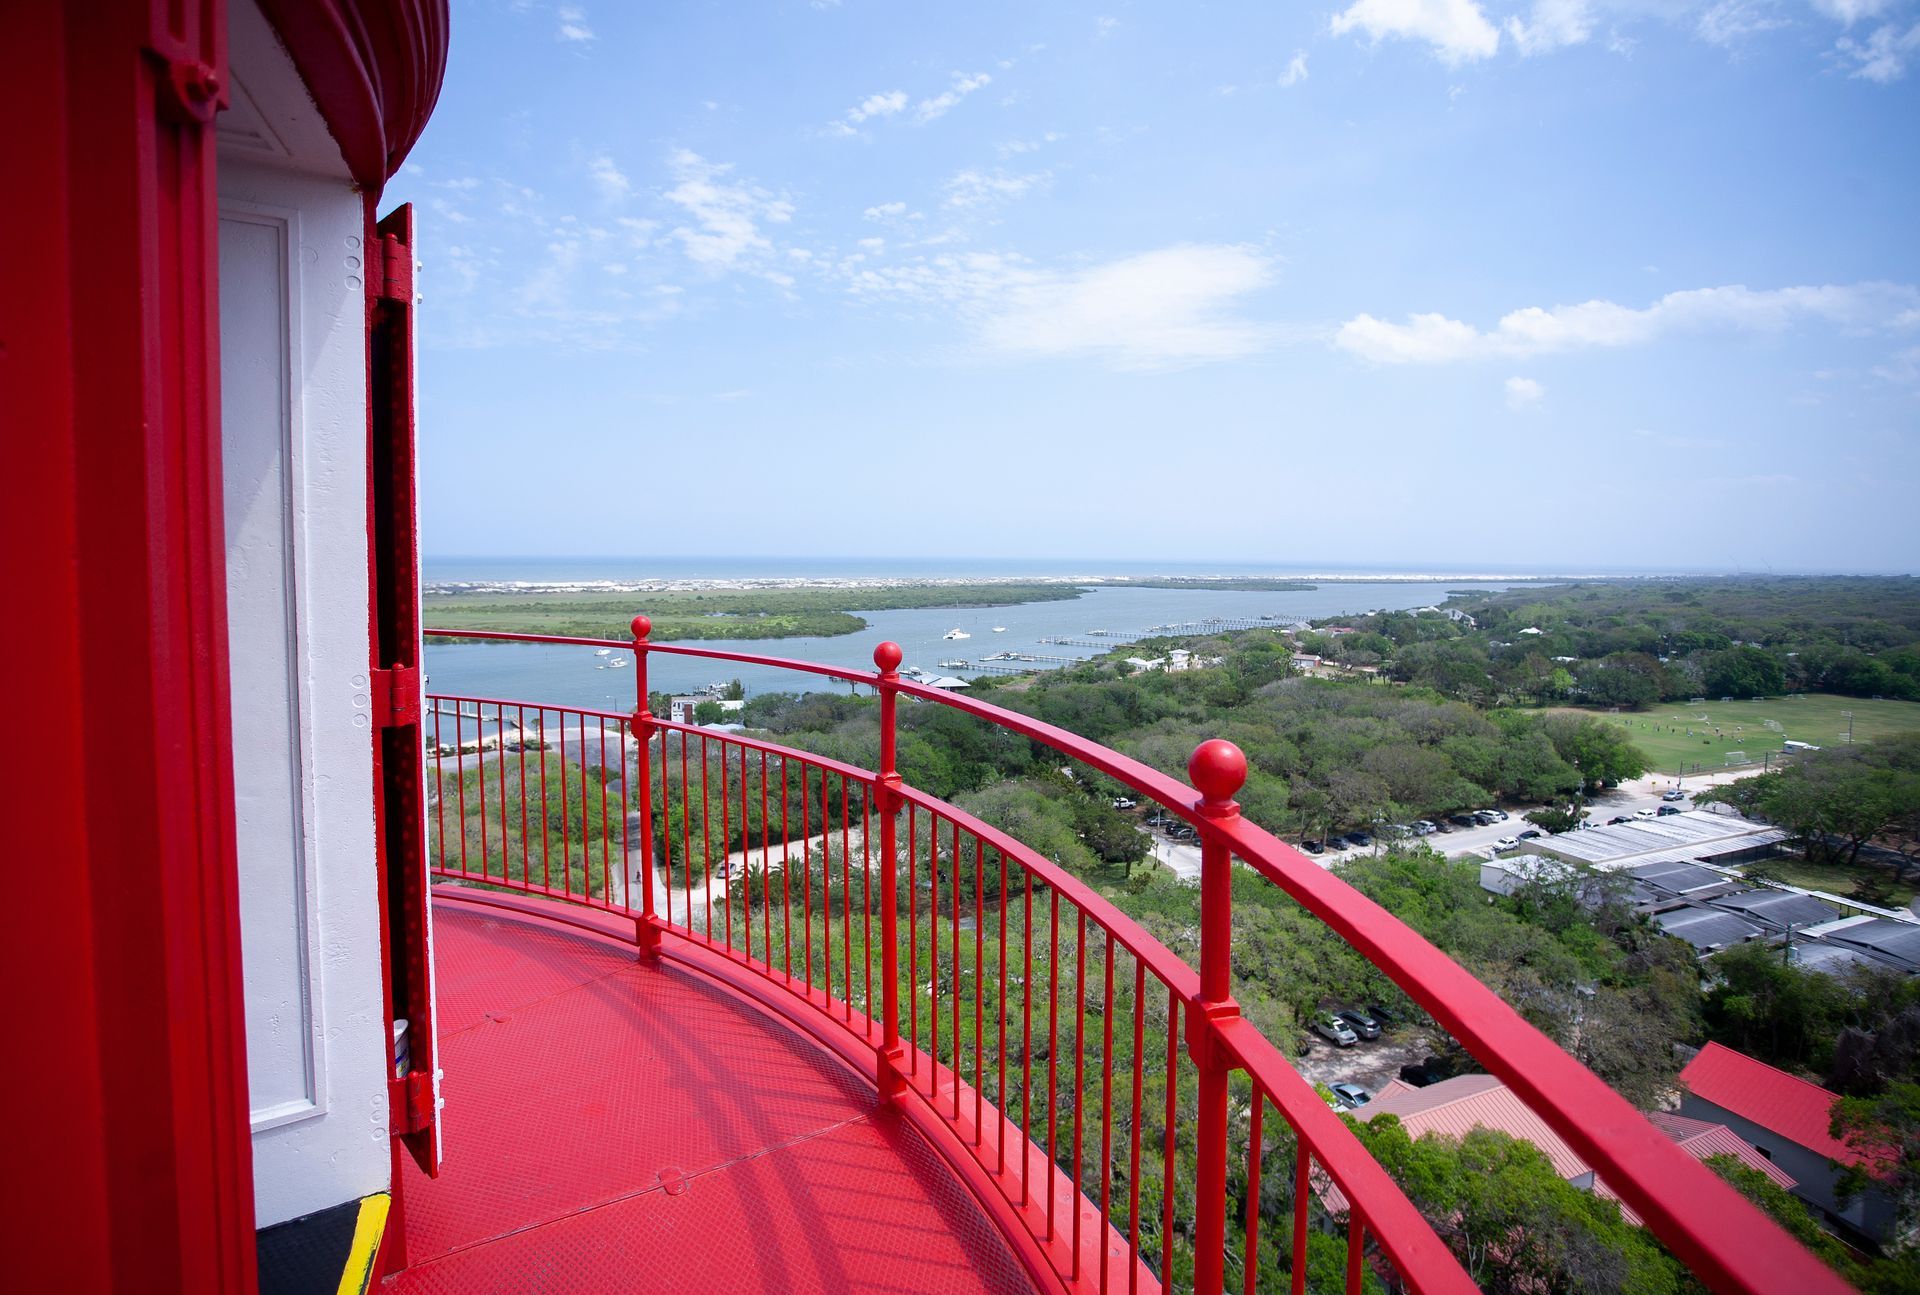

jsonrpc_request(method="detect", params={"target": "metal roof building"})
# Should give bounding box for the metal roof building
[1707,889,1841,934]
[1517,811,1787,871]
[1655,906,1766,953]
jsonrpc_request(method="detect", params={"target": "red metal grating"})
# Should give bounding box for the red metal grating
[388,904,1034,1293]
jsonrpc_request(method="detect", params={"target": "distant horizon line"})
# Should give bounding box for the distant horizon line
[420,554,1919,579]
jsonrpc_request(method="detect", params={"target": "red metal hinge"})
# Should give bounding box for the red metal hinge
[371,664,421,727]
[365,236,414,303]
[389,1070,434,1134]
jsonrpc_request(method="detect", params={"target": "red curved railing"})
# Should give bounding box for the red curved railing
[422,620,1849,1295]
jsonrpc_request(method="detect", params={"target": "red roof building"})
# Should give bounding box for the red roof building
[1678,1041,1897,1244]
[1678,1043,1862,1166]
[1322,1075,1792,1225]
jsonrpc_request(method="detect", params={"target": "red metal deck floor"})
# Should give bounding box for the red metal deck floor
[386,902,1036,1294]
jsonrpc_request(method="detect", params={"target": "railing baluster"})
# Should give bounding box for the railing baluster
[1022,867,1034,1208]
[950,817,961,1122]
[780,756,791,981]
[1347,1207,1365,1295]
[1292,1143,1310,1295]
[538,710,550,891]
[1099,937,1115,1295]
[974,835,985,1140]
[1072,907,1087,1278]
[1244,1096,1264,1295]
[930,811,942,1104]
[762,750,773,970]
[1046,886,1059,1244]
[455,706,468,879]
[841,776,852,1021]
[998,843,1009,1175]
[720,743,732,952]
[1127,962,1145,1295]
[1161,995,1178,1284]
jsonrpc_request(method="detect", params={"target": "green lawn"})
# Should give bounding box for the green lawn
[1757,855,1919,908]
[1562,693,1920,775]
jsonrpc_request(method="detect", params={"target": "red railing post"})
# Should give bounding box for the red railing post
[874,641,907,1099]
[1189,739,1247,1295]
[629,614,660,956]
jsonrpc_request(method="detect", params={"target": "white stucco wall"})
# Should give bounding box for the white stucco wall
[218,0,392,1227]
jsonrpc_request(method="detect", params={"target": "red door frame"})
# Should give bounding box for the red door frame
[1,2,256,1291]
[366,205,442,1261]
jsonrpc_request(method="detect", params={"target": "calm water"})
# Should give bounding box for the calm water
[421,564,1520,712]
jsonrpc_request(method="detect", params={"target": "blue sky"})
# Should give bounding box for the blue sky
[390,0,1920,572]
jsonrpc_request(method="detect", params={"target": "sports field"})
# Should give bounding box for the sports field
[1564,693,1920,775]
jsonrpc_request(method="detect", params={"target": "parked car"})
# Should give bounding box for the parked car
[1471,810,1500,825]
[1608,815,1633,825]
[1633,809,1657,820]
[1329,1082,1372,1109]
[1413,820,1437,835]
[1447,814,1476,828]
[1487,809,1510,821]
[1517,829,1543,841]
[1662,789,1687,802]
[1493,836,1520,852]
[1346,831,1373,848]
[1112,797,1137,810]
[1337,1008,1382,1040]
[1656,805,1681,816]
[1432,820,1453,833]
[1366,1003,1399,1026]
[1299,839,1325,854]
[1312,1014,1359,1047]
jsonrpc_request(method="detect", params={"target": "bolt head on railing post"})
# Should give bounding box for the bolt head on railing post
[1189,739,1247,819]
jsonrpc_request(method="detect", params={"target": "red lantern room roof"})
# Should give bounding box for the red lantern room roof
[256,0,449,192]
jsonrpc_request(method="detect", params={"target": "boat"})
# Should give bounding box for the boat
[594,648,612,656]
[938,659,968,669]
[943,628,970,640]
[992,626,1007,633]
[609,658,629,668]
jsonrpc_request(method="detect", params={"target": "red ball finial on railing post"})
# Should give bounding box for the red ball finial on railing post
[1189,739,1247,816]
[873,640,903,676]
[629,612,658,956]
[1187,736,1247,1295]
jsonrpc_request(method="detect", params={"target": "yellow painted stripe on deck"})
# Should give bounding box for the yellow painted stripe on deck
[336,1192,391,1295]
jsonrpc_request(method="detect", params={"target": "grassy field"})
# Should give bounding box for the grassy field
[422,583,1084,642]
[1757,855,1919,907]
[1563,693,1920,775]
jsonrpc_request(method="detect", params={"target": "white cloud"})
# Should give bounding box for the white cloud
[1835,20,1920,80]
[863,201,908,220]
[1504,376,1545,408]
[998,133,1062,157]
[1329,0,1501,64]
[556,4,594,42]
[944,169,1048,209]
[979,245,1276,369]
[663,149,789,269]
[834,244,1277,369]
[1504,0,1593,55]
[1280,51,1311,85]
[1096,15,1121,38]
[1812,0,1893,26]
[915,72,992,123]
[1695,1,1789,48]
[1335,282,1920,363]
[588,155,630,203]
[848,90,908,122]
[1874,345,1920,383]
